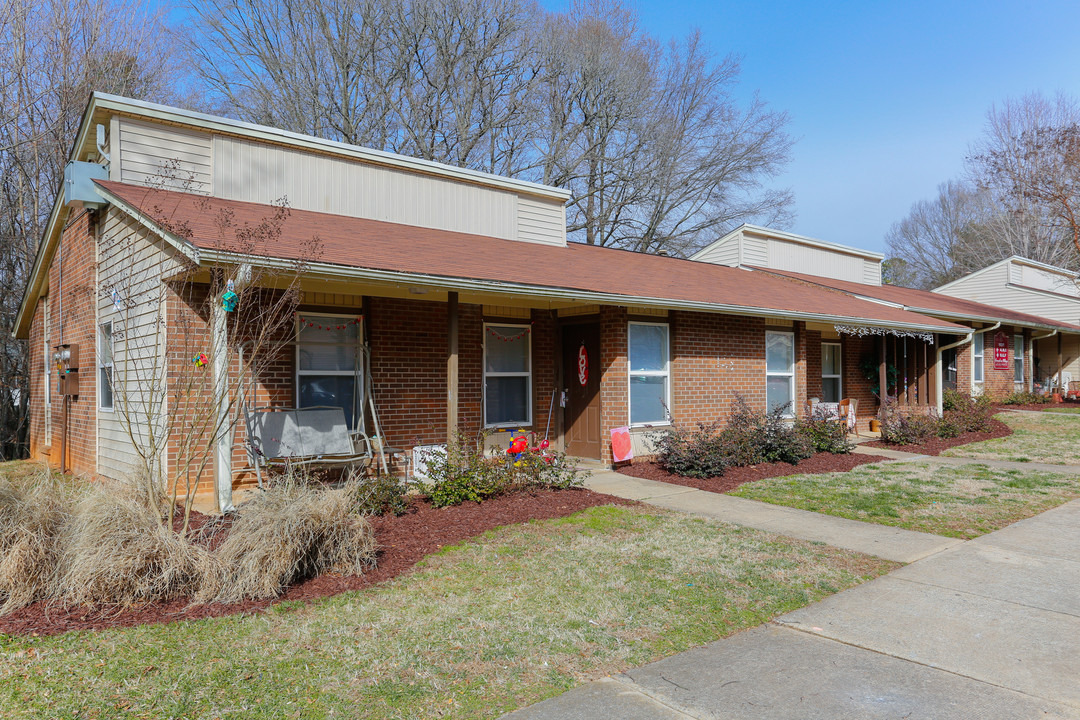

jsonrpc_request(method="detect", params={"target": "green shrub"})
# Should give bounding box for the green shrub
[417,433,510,507]
[510,449,586,490]
[999,390,1051,405]
[942,391,994,434]
[877,401,939,446]
[351,473,409,516]
[796,412,855,454]
[651,419,728,478]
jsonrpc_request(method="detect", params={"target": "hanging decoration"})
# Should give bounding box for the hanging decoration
[192,353,209,367]
[486,323,533,342]
[833,324,934,344]
[221,279,239,312]
[110,288,123,312]
[577,343,589,386]
[297,315,363,332]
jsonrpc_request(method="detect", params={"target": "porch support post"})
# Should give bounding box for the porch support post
[1058,332,1064,394]
[446,291,459,443]
[211,293,233,513]
[879,335,888,407]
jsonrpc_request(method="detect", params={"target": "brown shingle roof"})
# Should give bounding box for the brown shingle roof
[755,267,1080,332]
[97,180,968,332]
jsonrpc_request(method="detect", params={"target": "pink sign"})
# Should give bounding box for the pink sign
[611,426,634,463]
[993,332,1009,371]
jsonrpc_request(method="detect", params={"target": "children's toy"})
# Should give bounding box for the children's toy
[192,353,209,367]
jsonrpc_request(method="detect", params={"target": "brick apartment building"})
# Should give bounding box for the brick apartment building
[14,94,1080,511]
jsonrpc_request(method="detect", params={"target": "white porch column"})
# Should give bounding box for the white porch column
[211,298,234,513]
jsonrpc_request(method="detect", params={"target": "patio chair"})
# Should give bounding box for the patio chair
[1068,381,1080,400]
[838,398,860,437]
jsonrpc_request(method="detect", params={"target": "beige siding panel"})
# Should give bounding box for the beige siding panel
[1019,264,1079,296]
[96,207,180,480]
[743,237,767,266]
[862,258,882,285]
[1009,262,1023,284]
[516,196,565,246]
[693,237,740,266]
[118,119,212,194]
[213,136,520,240]
[765,238,865,282]
[935,264,1010,306]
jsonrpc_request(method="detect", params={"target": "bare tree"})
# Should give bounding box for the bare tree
[184,0,794,255]
[0,0,183,459]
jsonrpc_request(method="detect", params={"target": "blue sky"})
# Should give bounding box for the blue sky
[572,0,1080,254]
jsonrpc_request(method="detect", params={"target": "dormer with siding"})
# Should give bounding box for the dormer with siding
[691,224,884,286]
[89,95,569,248]
[934,257,1080,326]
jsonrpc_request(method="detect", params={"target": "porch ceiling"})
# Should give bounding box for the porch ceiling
[96,180,969,334]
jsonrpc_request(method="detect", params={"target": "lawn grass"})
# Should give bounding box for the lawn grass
[0,505,894,719]
[730,462,1080,539]
[942,411,1080,464]
[1041,406,1080,414]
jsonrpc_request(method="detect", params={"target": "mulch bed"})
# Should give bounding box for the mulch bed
[0,488,633,638]
[616,451,889,494]
[863,416,1013,456]
[992,402,1080,413]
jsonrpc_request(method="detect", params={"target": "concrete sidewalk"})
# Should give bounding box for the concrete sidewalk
[585,471,961,563]
[508,486,1080,719]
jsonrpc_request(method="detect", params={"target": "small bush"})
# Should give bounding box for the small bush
[796,412,855,454]
[510,449,586,490]
[417,434,509,507]
[53,479,215,608]
[878,401,939,446]
[651,419,728,478]
[942,391,994,434]
[351,473,409,516]
[204,472,376,604]
[999,390,1051,405]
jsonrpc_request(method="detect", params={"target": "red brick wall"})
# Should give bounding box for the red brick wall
[27,211,98,476]
[598,306,628,463]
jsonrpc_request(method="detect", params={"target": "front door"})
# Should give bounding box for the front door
[562,324,601,459]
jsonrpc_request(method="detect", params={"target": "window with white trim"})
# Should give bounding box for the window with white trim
[628,322,670,425]
[484,323,531,427]
[1014,333,1025,385]
[821,342,841,403]
[296,313,362,428]
[972,332,984,384]
[766,331,795,416]
[99,321,114,410]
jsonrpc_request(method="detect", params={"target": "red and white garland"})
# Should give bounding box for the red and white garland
[297,315,363,332]
[487,322,533,342]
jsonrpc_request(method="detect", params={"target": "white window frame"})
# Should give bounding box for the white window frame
[1014,333,1025,386]
[628,321,671,427]
[295,312,363,426]
[972,332,985,385]
[821,342,842,403]
[483,322,532,428]
[99,321,114,411]
[766,330,796,417]
[43,296,51,445]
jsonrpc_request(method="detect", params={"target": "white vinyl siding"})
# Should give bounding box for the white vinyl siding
[296,314,362,428]
[628,322,670,426]
[484,324,531,427]
[766,331,796,416]
[117,118,212,194]
[821,342,841,403]
[973,333,985,385]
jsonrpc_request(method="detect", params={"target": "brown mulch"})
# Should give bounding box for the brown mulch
[0,488,633,638]
[616,451,889,495]
[863,416,1013,456]
[992,401,1080,413]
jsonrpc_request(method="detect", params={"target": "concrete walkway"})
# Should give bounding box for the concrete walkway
[507,464,1080,719]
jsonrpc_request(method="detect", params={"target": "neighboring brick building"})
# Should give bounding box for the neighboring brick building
[14,94,1080,509]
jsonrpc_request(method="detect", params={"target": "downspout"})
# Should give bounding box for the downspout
[934,322,1000,414]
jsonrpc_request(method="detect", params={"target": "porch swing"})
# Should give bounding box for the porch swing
[242,334,404,489]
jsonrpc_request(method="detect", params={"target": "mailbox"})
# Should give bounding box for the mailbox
[53,343,80,398]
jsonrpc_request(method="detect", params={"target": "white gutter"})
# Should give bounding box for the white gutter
[935,322,999,414]
[198,247,966,335]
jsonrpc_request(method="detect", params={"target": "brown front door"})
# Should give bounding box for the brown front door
[562,324,601,459]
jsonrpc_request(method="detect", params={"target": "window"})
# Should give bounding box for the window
[99,322,114,410]
[296,314,361,427]
[821,342,841,403]
[1014,333,1025,385]
[484,323,531,426]
[972,332,984,384]
[766,331,795,416]
[628,322,670,425]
